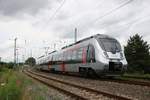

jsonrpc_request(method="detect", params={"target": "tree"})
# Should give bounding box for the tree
[25,57,36,66]
[124,34,150,73]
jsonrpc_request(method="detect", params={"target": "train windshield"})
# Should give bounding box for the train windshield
[98,38,121,52]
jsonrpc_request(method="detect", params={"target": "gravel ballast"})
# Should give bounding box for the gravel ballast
[36,71,150,100]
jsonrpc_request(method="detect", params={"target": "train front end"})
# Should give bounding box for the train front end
[96,36,127,76]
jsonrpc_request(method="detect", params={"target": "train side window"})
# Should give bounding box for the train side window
[57,54,59,61]
[60,53,63,61]
[58,54,60,61]
[72,50,77,62]
[64,52,67,61]
[54,55,56,61]
[62,52,65,61]
[68,51,72,61]
[72,50,75,60]
[87,44,95,63]
[66,51,69,61]
[60,53,62,61]
[49,56,53,64]
[77,48,82,62]
[55,55,57,61]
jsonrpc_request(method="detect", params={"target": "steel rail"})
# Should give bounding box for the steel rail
[24,70,87,100]
[36,69,150,87]
[27,70,131,100]
[107,78,150,87]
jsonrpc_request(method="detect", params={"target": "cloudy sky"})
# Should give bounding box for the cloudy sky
[0,0,150,62]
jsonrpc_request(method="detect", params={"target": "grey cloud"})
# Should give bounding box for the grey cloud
[0,0,50,17]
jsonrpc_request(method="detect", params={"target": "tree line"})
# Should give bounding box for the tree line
[124,34,150,73]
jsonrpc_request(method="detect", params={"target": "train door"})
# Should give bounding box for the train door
[87,44,95,63]
[79,45,96,77]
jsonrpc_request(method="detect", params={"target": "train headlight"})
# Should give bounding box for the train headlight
[104,52,109,58]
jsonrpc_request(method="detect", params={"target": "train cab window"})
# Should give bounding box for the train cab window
[98,38,121,53]
[87,44,95,63]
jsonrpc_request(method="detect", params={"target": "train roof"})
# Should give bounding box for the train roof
[38,34,113,57]
[61,34,111,49]
[38,55,44,59]
[48,50,56,55]
[96,34,112,38]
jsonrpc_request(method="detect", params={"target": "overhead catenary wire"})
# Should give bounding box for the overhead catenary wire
[36,0,66,58]
[79,0,134,35]
[93,0,134,23]
[40,0,66,32]
[48,0,66,22]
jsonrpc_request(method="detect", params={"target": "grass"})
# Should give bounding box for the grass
[122,72,150,80]
[0,68,54,100]
[0,68,22,100]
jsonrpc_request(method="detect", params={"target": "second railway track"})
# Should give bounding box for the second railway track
[105,78,150,87]
[37,69,150,87]
[24,70,132,100]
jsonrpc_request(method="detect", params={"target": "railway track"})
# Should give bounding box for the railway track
[106,78,150,87]
[24,70,86,100]
[122,75,150,80]
[24,70,131,100]
[37,69,150,87]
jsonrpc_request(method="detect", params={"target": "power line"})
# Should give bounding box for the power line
[93,0,134,23]
[40,0,66,31]
[79,0,134,35]
[48,0,66,22]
